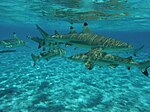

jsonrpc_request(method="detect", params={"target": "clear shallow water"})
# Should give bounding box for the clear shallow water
[0,0,150,112]
[0,0,150,31]
[0,46,150,112]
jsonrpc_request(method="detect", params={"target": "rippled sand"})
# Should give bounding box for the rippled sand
[0,47,150,112]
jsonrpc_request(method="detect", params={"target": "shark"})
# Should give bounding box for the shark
[31,47,66,66]
[67,49,150,76]
[35,22,143,56]
[0,32,27,48]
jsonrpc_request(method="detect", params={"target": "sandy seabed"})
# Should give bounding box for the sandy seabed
[0,47,150,112]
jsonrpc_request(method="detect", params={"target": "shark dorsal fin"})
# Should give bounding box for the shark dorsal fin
[55,30,59,35]
[13,32,18,39]
[126,56,132,60]
[69,26,77,34]
[82,22,91,33]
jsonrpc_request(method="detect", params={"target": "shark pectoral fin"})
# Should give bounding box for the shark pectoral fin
[138,60,150,76]
[31,54,39,66]
[82,22,91,33]
[85,61,94,70]
[132,45,144,56]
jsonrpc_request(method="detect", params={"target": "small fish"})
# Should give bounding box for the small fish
[68,49,150,76]
[0,32,27,48]
[31,48,66,66]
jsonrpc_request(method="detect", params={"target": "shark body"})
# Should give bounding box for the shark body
[31,48,66,66]
[0,32,26,48]
[68,49,150,76]
[35,23,142,55]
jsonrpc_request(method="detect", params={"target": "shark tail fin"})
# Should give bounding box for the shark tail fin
[138,60,150,76]
[132,45,144,56]
[31,54,39,66]
[36,24,49,39]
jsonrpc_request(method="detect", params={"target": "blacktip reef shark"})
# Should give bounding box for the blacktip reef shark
[0,32,27,48]
[67,49,150,76]
[31,48,66,66]
[35,22,143,56]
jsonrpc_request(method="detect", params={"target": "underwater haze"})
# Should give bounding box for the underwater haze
[0,0,150,112]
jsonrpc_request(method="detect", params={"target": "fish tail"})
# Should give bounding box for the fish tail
[31,54,39,66]
[132,45,144,56]
[36,24,49,39]
[138,60,150,76]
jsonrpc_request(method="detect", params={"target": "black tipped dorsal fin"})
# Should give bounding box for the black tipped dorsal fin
[13,32,18,39]
[69,26,77,34]
[55,30,59,35]
[82,22,91,33]
[126,56,132,60]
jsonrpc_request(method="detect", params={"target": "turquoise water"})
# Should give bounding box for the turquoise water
[0,0,150,112]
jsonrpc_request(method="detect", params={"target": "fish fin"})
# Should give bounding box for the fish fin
[133,45,144,56]
[36,24,49,39]
[28,36,45,49]
[31,54,39,66]
[126,56,132,60]
[127,67,131,70]
[13,32,18,39]
[85,61,94,70]
[138,60,150,76]
[55,30,59,35]
[69,26,77,34]
[82,22,91,33]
